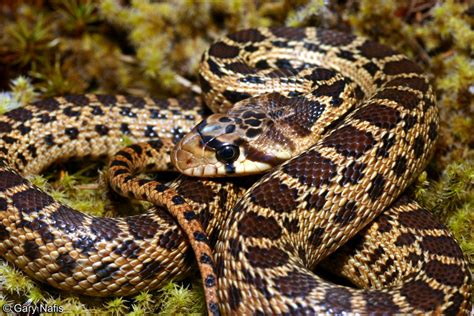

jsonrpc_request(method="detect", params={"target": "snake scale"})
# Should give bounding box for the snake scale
[0,27,471,314]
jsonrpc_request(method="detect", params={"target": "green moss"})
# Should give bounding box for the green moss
[157,282,205,315]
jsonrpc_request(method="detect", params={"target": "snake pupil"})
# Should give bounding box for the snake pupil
[216,145,239,163]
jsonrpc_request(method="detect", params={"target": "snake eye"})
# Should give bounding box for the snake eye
[216,145,240,164]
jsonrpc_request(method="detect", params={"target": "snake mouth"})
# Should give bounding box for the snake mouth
[172,132,220,177]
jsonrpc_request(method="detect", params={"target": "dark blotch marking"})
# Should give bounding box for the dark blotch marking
[223,90,251,103]
[119,107,137,118]
[374,88,419,110]
[90,217,121,241]
[363,291,400,314]
[126,215,160,240]
[323,126,375,158]
[376,134,396,158]
[308,227,325,246]
[37,113,52,124]
[227,29,266,43]
[242,268,272,299]
[50,205,85,234]
[33,98,60,111]
[138,259,162,280]
[95,124,109,136]
[368,174,385,200]
[147,139,163,150]
[244,45,258,52]
[63,106,81,117]
[386,76,429,93]
[0,170,28,191]
[413,136,425,159]
[282,218,299,233]
[334,201,357,225]
[65,95,89,105]
[305,191,327,211]
[317,29,356,46]
[359,40,397,58]
[226,62,256,74]
[337,50,356,61]
[392,156,407,177]
[176,178,215,204]
[420,235,464,258]
[271,27,306,40]
[237,211,282,240]
[208,303,219,316]
[120,123,131,135]
[96,94,117,106]
[312,80,346,98]
[93,261,119,282]
[375,214,392,233]
[5,108,33,122]
[0,197,7,211]
[184,211,196,221]
[445,293,465,315]
[403,114,417,132]
[398,208,444,230]
[363,62,379,76]
[228,238,241,258]
[113,239,141,258]
[144,125,157,137]
[384,59,422,75]
[250,177,298,213]
[116,150,133,162]
[193,231,208,243]
[205,275,215,287]
[400,280,444,311]
[340,162,367,186]
[227,285,242,311]
[283,150,336,187]
[207,59,224,76]
[0,223,9,240]
[24,240,41,260]
[255,60,270,69]
[125,95,146,108]
[428,122,438,141]
[2,136,17,144]
[56,253,76,274]
[324,287,353,313]
[172,195,185,205]
[246,246,289,268]
[395,232,416,247]
[199,74,212,93]
[12,188,53,214]
[0,122,12,133]
[73,236,96,254]
[17,124,31,135]
[425,260,466,287]
[159,228,183,250]
[304,68,336,81]
[208,42,240,59]
[245,128,262,138]
[65,127,79,140]
[273,270,318,298]
[354,104,400,129]
[225,124,236,133]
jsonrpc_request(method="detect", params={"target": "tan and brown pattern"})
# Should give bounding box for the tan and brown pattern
[0,27,471,315]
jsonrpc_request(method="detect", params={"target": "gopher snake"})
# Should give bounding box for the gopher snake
[0,27,471,314]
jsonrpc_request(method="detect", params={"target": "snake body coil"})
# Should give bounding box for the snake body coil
[0,27,471,314]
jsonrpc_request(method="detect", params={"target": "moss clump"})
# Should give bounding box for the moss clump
[0,0,472,313]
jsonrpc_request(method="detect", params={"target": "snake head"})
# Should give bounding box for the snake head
[172,110,291,177]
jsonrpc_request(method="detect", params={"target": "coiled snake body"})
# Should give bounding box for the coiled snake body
[0,27,471,314]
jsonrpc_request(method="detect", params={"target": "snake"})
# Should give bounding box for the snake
[0,27,471,315]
